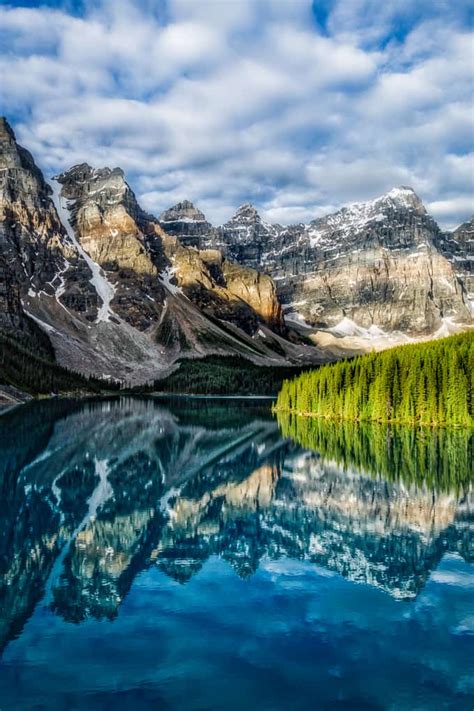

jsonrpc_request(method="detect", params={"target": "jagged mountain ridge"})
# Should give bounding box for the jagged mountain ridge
[0,118,98,356]
[1,115,472,386]
[54,162,285,336]
[0,118,323,384]
[160,199,216,248]
[161,187,472,336]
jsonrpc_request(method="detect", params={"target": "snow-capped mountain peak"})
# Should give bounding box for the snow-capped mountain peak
[228,203,262,224]
[382,186,425,211]
[307,186,427,247]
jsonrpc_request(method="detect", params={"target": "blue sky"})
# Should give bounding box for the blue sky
[0,0,473,227]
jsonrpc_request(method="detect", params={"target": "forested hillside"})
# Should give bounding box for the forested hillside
[0,333,119,395]
[153,356,310,395]
[274,333,474,427]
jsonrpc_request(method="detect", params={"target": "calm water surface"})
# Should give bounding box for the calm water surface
[0,397,472,710]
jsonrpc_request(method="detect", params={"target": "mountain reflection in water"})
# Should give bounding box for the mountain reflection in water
[0,397,472,709]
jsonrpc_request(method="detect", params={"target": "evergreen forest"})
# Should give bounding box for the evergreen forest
[274,333,474,427]
[0,332,120,395]
[153,355,310,395]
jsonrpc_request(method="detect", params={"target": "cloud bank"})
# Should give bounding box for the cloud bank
[0,0,472,228]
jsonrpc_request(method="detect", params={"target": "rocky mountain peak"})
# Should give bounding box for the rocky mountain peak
[191,184,470,334]
[308,185,429,245]
[159,200,215,248]
[228,203,262,224]
[454,215,474,239]
[447,215,474,255]
[382,186,425,212]
[0,116,15,143]
[0,119,104,348]
[56,162,156,243]
[56,163,128,203]
[53,161,163,328]
[160,200,207,224]
[1,115,471,385]
[0,116,49,191]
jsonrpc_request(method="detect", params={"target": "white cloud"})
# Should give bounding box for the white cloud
[0,0,472,229]
[428,197,474,229]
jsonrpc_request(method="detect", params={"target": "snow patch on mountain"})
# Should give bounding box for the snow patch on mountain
[159,266,182,295]
[22,307,58,334]
[51,180,116,322]
[307,186,424,247]
[328,318,386,339]
[53,259,70,310]
[386,186,419,204]
[433,317,465,338]
[284,311,314,330]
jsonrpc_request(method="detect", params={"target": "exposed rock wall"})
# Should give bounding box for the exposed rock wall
[436,216,474,309]
[0,118,298,382]
[57,164,283,335]
[0,119,97,351]
[164,189,472,334]
[2,112,471,384]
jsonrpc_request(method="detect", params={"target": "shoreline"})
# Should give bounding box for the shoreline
[151,393,276,400]
[0,389,277,414]
[272,407,474,429]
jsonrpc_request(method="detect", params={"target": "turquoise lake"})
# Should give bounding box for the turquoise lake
[0,397,472,710]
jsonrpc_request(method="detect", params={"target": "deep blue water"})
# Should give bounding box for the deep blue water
[0,397,472,710]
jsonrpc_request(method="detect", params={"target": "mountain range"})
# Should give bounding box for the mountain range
[0,117,472,385]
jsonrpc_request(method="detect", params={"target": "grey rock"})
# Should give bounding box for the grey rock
[159,200,216,248]
[436,216,474,308]
[1,118,320,383]
[166,186,472,334]
[0,118,98,355]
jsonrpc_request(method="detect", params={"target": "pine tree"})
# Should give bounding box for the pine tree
[274,332,474,428]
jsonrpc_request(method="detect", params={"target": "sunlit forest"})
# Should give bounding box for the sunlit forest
[275,333,473,427]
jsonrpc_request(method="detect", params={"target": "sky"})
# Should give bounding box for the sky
[0,0,473,228]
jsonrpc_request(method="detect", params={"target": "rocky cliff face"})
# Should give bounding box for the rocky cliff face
[0,118,313,383]
[56,162,285,336]
[164,188,472,336]
[0,118,97,353]
[160,200,217,248]
[55,164,284,334]
[55,163,166,330]
[296,187,470,333]
[436,216,474,311]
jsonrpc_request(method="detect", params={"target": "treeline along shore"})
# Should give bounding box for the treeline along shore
[0,332,121,397]
[274,332,474,428]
